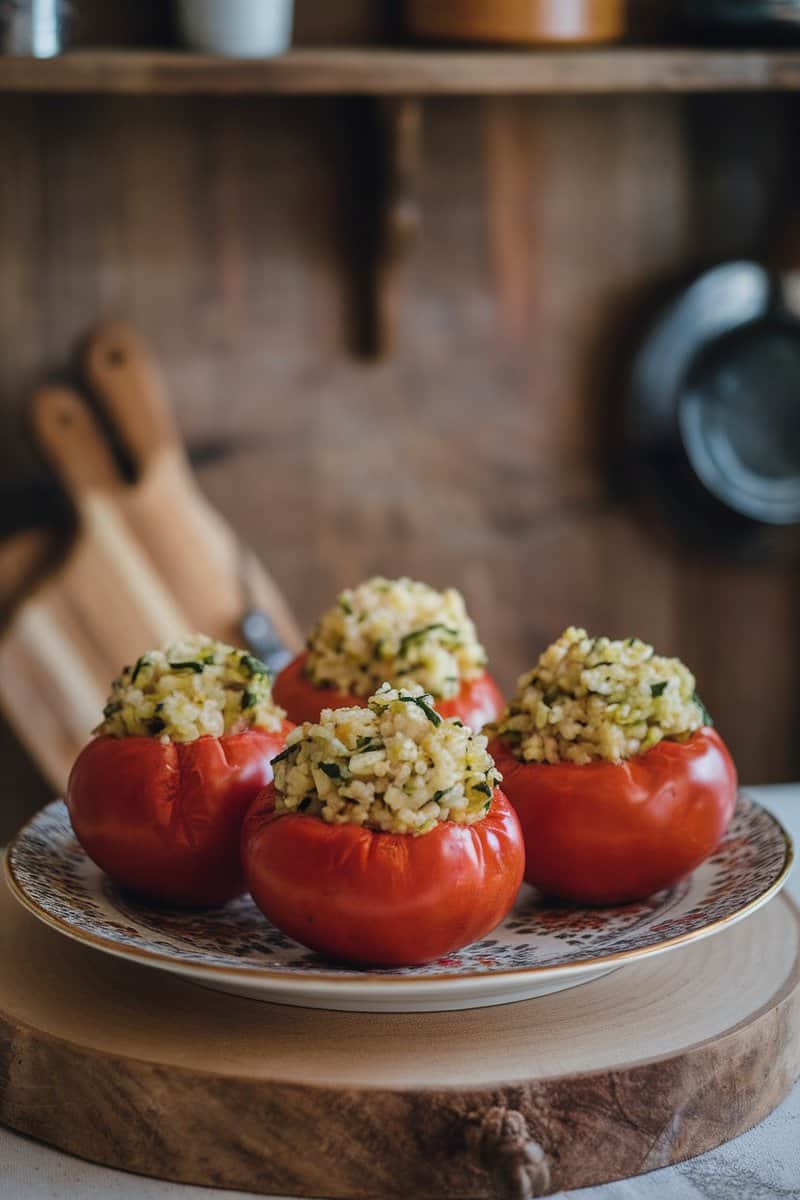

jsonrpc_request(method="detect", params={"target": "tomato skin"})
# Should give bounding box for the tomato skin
[66,722,294,906]
[241,785,525,966]
[489,728,737,905]
[273,652,504,732]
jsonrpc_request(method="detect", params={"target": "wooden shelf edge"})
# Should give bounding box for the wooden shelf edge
[1,47,800,95]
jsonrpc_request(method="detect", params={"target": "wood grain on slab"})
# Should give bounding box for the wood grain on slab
[0,868,798,1199]
[0,89,798,837]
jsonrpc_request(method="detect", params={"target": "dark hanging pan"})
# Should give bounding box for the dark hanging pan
[682,1,800,41]
[627,260,800,554]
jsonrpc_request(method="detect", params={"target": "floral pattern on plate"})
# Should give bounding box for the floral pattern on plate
[5,795,792,982]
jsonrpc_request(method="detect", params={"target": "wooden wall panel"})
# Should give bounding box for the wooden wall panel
[0,92,797,837]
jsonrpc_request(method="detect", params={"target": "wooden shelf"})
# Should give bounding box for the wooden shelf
[1,47,800,95]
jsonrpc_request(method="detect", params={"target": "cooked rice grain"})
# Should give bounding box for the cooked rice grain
[274,683,500,835]
[494,627,705,765]
[96,634,285,742]
[304,577,487,700]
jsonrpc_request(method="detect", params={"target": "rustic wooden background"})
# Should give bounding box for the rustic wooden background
[1,2,798,836]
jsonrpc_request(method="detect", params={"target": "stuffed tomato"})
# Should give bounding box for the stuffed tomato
[67,635,293,906]
[273,576,504,731]
[242,683,524,965]
[490,627,737,905]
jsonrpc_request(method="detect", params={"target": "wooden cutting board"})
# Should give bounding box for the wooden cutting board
[83,323,301,656]
[0,324,302,793]
[1,868,798,1200]
[0,527,58,628]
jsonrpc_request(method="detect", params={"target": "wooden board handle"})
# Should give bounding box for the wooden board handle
[30,386,122,502]
[30,386,192,647]
[84,322,181,472]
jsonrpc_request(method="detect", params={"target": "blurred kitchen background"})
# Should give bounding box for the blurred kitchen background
[1,0,800,839]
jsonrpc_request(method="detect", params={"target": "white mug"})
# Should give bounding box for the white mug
[175,0,294,58]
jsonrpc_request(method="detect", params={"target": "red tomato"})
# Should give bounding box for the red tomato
[490,728,737,905]
[241,785,525,966]
[273,652,504,732]
[67,722,293,906]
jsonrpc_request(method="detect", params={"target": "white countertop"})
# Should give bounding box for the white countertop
[2,784,798,1200]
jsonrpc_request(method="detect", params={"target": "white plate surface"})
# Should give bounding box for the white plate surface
[5,795,793,1011]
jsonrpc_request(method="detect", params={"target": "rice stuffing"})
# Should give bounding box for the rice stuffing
[494,627,708,765]
[273,683,501,835]
[96,634,286,742]
[304,576,487,700]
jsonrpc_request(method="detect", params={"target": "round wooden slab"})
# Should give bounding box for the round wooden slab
[1,872,798,1200]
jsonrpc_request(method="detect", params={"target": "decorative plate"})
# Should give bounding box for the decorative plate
[5,796,793,1012]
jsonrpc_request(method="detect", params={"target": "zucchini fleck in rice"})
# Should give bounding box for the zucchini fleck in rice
[494,627,707,766]
[96,635,286,742]
[304,576,487,700]
[273,683,501,836]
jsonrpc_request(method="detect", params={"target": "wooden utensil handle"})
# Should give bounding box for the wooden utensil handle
[30,386,122,500]
[84,322,181,471]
